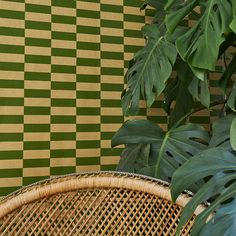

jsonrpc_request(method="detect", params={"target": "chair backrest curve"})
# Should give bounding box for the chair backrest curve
[0,171,205,236]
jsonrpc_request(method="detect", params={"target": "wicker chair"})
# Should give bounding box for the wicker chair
[0,171,205,235]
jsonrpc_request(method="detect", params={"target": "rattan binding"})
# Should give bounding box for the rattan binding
[0,171,205,235]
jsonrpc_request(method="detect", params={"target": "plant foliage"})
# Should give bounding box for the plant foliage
[112,0,236,235]
[112,119,209,189]
[122,24,177,115]
[168,0,232,72]
[171,115,235,235]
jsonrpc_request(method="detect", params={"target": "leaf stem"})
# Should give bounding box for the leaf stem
[154,132,169,177]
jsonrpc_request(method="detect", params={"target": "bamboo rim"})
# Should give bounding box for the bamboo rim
[0,171,206,219]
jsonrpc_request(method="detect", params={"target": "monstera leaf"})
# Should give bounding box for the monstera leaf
[112,119,209,185]
[200,198,236,236]
[163,60,194,127]
[117,143,160,177]
[164,0,184,11]
[171,148,236,236]
[166,0,233,73]
[188,76,210,108]
[230,0,236,33]
[210,114,235,152]
[121,24,177,116]
[165,0,198,33]
[117,143,151,173]
[171,115,236,236]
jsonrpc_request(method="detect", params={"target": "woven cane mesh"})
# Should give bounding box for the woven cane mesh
[0,172,198,236]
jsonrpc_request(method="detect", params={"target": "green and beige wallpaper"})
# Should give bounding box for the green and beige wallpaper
[0,0,215,197]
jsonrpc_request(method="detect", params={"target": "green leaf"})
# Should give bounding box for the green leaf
[122,24,177,116]
[188,76,210,108]
[227,80,236,112]
[163,60,194,127]
[192,181,236,236]
[218,55,236,93]
[117,144,150,173]
[210,114,235,152]
[231,117,236,151]
[112,120,209,183]
[200,198,236,236]
[189,66,207,81]
[171,147,235,201]
[117,142,158,177]
[171,115,235,235]
[164,0,182,11]
[113,120,161,176]
[175,171,236,236]
[167,26,189,43]
[176,0,232,71]
[165,0,198,33]
[171,147,236,236]
[157,123,206,185]
[111,119,163,147]
[230,0,236,33]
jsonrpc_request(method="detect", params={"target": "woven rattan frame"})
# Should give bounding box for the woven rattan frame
[0,171,205,235]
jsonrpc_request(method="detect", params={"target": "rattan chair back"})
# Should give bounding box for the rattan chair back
[0,172,205,235]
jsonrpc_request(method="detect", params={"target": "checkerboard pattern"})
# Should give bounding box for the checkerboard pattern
[0,0,141,196]
[0,0,213,197]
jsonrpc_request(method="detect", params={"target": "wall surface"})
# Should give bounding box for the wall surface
[0,0,153,196]
[0,0,214,197]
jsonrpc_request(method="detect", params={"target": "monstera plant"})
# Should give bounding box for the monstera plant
[111,0,236,235]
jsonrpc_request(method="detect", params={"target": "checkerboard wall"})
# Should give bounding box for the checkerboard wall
[0,0,212,197]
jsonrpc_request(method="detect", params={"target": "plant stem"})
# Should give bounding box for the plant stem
[154,132,169,178]
[172,99,227,129]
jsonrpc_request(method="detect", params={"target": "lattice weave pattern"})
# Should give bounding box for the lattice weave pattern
[0,172,200,235]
